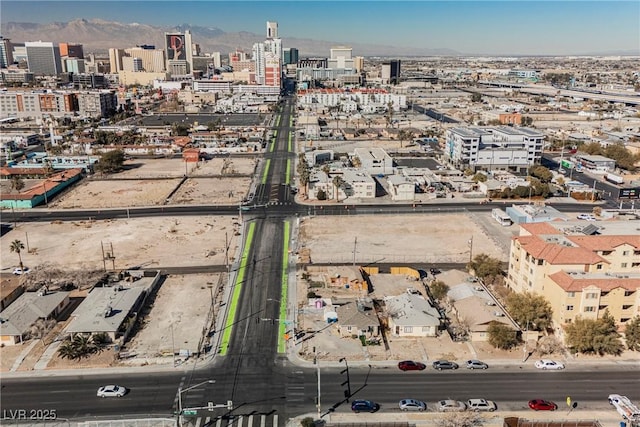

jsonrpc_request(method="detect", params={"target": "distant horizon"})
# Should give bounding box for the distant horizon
[1,1,639,56]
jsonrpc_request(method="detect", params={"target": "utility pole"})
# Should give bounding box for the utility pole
[468,236,473,265]
[315,346,321,419]
[352,237,357,267]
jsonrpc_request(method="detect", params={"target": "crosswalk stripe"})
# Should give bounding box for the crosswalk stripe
[204,417,210,426]
[272,414,278,427]
[195,418,202,427]
[216,417,222,427]
[237,415,244,427]
[260,414,266,427]
[247,415,253,427]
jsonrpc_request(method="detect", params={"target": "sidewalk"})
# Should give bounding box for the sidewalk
[286,409,627,427]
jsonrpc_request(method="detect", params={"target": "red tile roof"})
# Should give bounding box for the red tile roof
[549,270,640,292]
[515,235,608,265]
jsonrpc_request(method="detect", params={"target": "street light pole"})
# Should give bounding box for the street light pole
[315,346,321,419]
[177,379,215,427]
[468,236,473,265]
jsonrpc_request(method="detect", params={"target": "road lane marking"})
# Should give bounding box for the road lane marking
[262,159,271,184]
[277,221,290,353]
[285,159,291,185]
[219,222,256,355]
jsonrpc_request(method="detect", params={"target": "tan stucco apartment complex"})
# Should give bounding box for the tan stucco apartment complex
[507,221,640,332]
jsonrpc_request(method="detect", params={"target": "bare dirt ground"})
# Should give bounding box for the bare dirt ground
[169,177,252,205]
[123,274,223,365]
[0,216,240,271]
[190,157,257,176]
[117,158,186,179]
[298,213,506,264]
[51,179,181,208]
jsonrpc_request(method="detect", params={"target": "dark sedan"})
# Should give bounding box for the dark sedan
[432,360,459,370]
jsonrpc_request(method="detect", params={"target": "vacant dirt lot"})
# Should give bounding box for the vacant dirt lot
[118,158,186,179]
[51,179,181,208]
[1,216,240,271]
[190,157,257,176]
[123,274,223,365]
[299,213,507,264]
[170,177,252,205]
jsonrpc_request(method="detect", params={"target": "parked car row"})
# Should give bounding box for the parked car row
[398,359,489,371]
[397,359,565,371]
[354,398,559,413]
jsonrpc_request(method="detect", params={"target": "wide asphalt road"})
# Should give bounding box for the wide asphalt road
[2,96,636,426]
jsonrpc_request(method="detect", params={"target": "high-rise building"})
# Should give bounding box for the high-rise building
[254,21,282,86]
[108,48,125,73]
[165,30,193,74]
[354,56,364,73]
[25,41,62,75]
[266,21,278,39]
[0,37,14,68]
[328,46,354,69]
[283,48,299,65]
[59,43,84,59]
[381,60,401,85]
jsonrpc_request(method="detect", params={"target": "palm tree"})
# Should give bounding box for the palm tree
[332,176,345,202]
[398,130,414,149]
[10,239,25,270]
[58,340,78,360]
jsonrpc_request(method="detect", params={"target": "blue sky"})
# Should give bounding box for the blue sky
[1,1,639,55]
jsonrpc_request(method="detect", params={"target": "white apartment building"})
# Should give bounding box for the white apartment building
[342,169,376,199]
[353,147,394,176]
[444,126,544,174]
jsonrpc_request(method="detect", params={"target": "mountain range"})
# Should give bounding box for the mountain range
[2,18,460,57]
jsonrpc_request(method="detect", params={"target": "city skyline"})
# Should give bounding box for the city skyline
[1,1,639,56]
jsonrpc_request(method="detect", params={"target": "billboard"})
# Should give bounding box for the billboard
[165,34,186,61]
[619,187,640,199]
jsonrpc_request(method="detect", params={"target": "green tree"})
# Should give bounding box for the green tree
[581,142,603,155]
[58,340,79,360]
[10,239,25,271]
[10,176,25,193]
[95,150,126,174]
[624,316,640,351]
[332,175,345,201]
[565,311,624,355]
[488,321,519,350]
[467,253,503,279]
[472,173,487,183]
[529,165,553,183]
[385,101,394,128]
[429,280,449,301]
[604,143,637,171]
[316,188,327,200]
[296,153,311,197]
[505,292,553,331]
[470,93,482,103]
[398,129,414,148]
[300,417,315,427]
[521,116,534,126]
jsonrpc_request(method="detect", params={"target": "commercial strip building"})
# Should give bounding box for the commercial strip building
[507,221,640,332]
[444,126,544,174]
[0,89,117,119]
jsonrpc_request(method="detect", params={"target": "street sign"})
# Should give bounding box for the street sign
[183,410,198,416]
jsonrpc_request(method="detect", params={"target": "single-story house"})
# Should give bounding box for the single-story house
[384,293,441,337]
[335,299,381,338]
[447,283,518,342]
[0,289,70,346]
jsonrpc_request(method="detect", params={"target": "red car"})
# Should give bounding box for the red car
[528,399,558,411]
[398,360,426,371]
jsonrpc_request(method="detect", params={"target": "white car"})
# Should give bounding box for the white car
[436,399,466,412]
[12,267,30,275]
[535,359,565,370]
[577,214,596,221]
[467,398,496,412]
[97,385,127,398]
